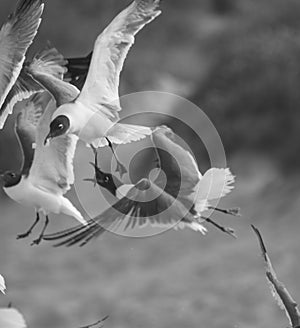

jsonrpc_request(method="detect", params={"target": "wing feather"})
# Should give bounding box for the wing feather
[77,0,161,120]
[152,126,204,210]
[28,46,79,105]
[44,179,206,246]
[0,0,44,128]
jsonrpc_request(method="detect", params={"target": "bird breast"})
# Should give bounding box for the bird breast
[3,177,64,214]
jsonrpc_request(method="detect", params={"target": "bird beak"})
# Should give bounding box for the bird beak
[44,132,52,146]
[83,177,97,187]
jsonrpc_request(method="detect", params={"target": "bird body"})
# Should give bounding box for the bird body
[0,48,87,243]
[45,0,161,150]
[44,126,238,247]
[3,176,84,223]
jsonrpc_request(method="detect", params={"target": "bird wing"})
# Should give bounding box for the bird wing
[27,46,79,106]
[65,52,92,90]
[0,274,5,294]
[252,225,300,328]
[151,126,203,209]
[77,0,161,121]
[1,45,68,121]
[0,0,44,128]
[194,168,235,212]
[15,92,51,176]
[43,178,202,247]
[0,308,26,328]
[28,97,78,194]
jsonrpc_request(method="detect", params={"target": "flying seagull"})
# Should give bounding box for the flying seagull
[44,126,238,247]
[0,0,44,129]
[44,0,161,175]
[0,51,86,245]
[252,225,300,328]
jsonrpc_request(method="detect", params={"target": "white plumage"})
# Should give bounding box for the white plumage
[47,0,161,150]
[0,0,44,128]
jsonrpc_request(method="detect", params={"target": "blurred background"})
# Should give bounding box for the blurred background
[1,0,300,327]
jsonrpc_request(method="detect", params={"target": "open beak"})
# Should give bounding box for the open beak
[83,177,98,187]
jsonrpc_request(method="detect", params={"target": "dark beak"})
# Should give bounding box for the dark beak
[44,132,52,146]
[83,162,101,187]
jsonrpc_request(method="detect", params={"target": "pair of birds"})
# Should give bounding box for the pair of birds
[0,0,161,244]
[0,0,237,245]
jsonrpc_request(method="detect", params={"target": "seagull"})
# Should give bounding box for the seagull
[44,126,238,247]
[44,0,162,175]
[0,68,86,244]
[0,0,44,129]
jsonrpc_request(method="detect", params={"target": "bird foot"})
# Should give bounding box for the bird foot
[30,236,43,246]
[16,231,31,239]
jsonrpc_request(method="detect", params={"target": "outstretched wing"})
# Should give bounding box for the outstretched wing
[2,45,68,122]
[15,92,51,176]
[252,225,300,328]
[0,0,44,128]
[43,179,206,247]
[28,97,78,194]
[77,0,161,121]
[28,46,80,106]
[151,126,204,210]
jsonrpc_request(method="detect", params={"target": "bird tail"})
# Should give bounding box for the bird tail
[60,198,87,226]
[194,168,235,212]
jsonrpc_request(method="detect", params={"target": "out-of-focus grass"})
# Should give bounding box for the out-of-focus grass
[0,154,300,328]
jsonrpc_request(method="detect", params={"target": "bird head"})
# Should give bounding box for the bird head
[44,115,70,145]
[0,171,21,188]
[84,162,122,197]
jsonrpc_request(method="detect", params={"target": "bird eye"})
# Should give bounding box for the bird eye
[10,173,16,178]
[105,176,110,182]
[58,123,64,130]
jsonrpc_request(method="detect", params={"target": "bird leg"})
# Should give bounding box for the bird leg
[201,216,237,238]
[17,212,40,239]
[89,144,99,187]
[105,137,127,177]
[208,206,241,217]
[31,215,49,246]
